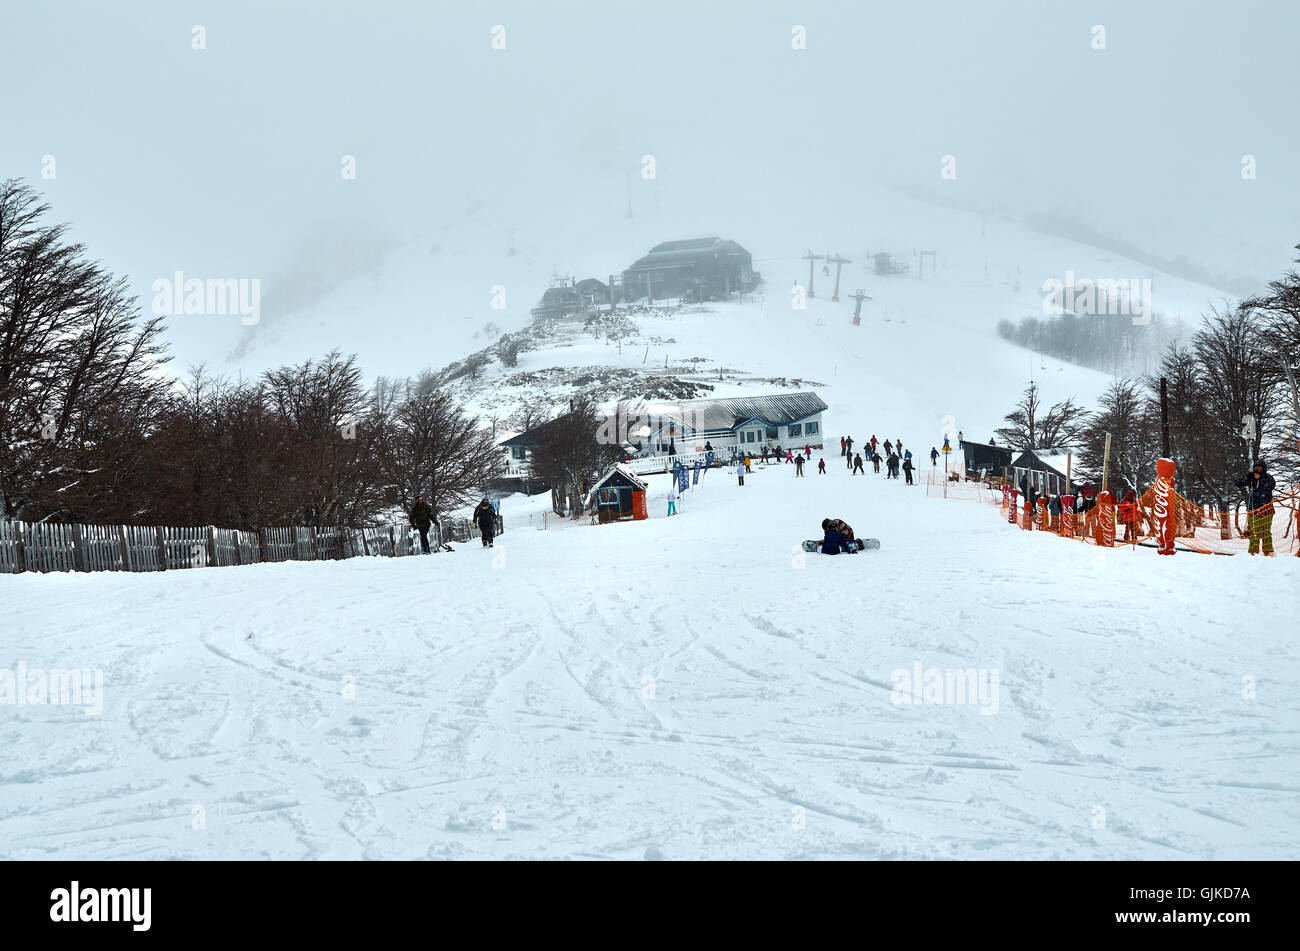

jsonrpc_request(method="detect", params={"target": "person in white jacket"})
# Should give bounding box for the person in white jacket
[736,459,745,486]
[667,480,678,516]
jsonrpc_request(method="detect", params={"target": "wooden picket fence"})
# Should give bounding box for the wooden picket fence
[0,520,431,575]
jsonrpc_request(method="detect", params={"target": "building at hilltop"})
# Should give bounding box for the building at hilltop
[621,237,758,303]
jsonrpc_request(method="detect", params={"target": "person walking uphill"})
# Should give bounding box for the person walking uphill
[1237,460,1277,555]
[474,497,497,548]
[410,496,435,554]
[930,446,939,466]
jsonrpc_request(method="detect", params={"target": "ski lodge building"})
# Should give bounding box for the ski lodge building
[634,392,827,458]
[621,237,758,303]
[499,391,828,482]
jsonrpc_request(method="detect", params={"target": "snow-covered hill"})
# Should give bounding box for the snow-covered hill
[4,459,1297,859]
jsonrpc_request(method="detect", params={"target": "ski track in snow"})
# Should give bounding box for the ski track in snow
[2,462,1298,860]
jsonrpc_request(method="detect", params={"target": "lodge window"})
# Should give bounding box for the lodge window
[511,446,526,460]
[805,421,819,435]
[787,424,802,438]
[766,428,778,440]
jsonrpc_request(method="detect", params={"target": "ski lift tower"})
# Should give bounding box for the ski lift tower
[849,289,871,326]
[827,253,852,301]
[802,249,825,298]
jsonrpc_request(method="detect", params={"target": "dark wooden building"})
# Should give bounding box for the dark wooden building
[622,237,757,303]
[959,439,1014,478]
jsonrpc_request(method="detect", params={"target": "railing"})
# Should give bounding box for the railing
[0,520,434,575]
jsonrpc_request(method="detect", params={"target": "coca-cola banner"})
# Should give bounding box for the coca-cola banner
[1155,457,1176,556]
[1061,495,1075,539]
[1096,491,1115,547]
[1008,489,1018,525]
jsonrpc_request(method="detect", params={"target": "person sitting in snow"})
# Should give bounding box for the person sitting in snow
[820,518,858,555]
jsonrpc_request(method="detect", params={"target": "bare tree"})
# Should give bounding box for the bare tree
[527,397,620,516]
[995,382,1087,450]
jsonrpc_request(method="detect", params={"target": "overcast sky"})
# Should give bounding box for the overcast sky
[5,0,1297,372]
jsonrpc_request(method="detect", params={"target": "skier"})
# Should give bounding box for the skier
[1119,489,1137,542]
[786,448,794,464]
[804,444,811,458]
[409,495,435,554]
[667,480,678,516]
[887,452,899,478]
[840,436,847,457]
[1236,460,1276,555]
[846,436,854,456]
[761,445,769,464]
[883,439,892,457]
[794,454,805,477]
[736,458,746,486]
[853,452,865,475]
[474,497,497,548]
[903,448,912,463]
[817,457,826,475]
[872,450,881,474]
[870,435,878,453]
[902,456,914,484]
[930,447,939,466]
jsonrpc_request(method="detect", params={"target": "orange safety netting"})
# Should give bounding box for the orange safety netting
[969,476,1300,557]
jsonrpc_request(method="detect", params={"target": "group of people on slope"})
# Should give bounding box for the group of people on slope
[408,495,500,552]
[839,434,923,484]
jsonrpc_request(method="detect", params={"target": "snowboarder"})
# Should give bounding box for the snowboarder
[667,480,678,516]
[794,454,805,477]
[1237,460,1276,555]
[817,457,826,475]
[409,496,435,554]
[736,459,746,486]
[474,497,497,548]
[930,447,939,466]
[819,517,856,555]
[853,453,865,475]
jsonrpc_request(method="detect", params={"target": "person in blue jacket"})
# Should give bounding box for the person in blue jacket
[819,518,858,555]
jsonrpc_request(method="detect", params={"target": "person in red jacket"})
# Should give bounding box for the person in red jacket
[840,436,847,457]
[786,448,794,463]
[1119,489,1138,542]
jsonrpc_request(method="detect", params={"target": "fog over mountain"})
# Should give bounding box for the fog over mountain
[4,0,1297,376]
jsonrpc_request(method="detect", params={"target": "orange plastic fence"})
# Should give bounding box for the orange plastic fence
[978,476,1300,557]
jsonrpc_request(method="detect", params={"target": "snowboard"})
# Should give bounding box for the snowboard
[802,538,881,553]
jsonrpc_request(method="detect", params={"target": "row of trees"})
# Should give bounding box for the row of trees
[996,311,1185,378]
[998,251,1300,508]
[1,180,503,527]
